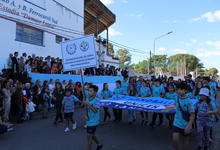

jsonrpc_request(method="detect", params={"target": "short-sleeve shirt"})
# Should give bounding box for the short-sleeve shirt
[173,97,195,129]
[62,95,79,113]
[121,80,129,95]
[86,97,100,126]
[101,90,112,99]
[139,87,151,97]
[186,92,193,99]
[152,85,164,97]
[195,101,217,126]
[165,92,178,101]
[113,87,124,95]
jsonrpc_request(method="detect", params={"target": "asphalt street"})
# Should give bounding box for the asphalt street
[0,92,220,150]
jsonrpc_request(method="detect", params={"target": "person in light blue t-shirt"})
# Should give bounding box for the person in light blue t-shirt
[165,85,178,128]
[172,82,195,150]
[101,83,113,122]
[83,84,102,150]
[113,80,124,122]
[121,75,129,96]
[62,89,79,133]
[139,81,151,126]
[150,79,165,128]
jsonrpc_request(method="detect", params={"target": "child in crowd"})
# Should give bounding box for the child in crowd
[195,88,218,150]
[101,83,112,122]
[62,89,79,132]
[193,81,203,99]
[83,85,102,150]
[186,86,193,99]
[113,80,125,122]
[165,85,178,128]
[139,81,151,126]
[172,82,195,150]
[121,75,129,96]
[128,83,137,125]
[150,79,165,127]
[42,87,50,119]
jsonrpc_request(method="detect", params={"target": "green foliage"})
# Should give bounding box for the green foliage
[204,68,219,76]
[116,49,131,64]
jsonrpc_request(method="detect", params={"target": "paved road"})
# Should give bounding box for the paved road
[1,92,220,150]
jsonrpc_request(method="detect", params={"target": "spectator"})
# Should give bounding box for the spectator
[6,53,13,71]
[12,52,19,73]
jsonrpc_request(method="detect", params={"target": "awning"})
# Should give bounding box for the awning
[84,0,116,35]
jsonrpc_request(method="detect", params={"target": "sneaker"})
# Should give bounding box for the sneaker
[72,122,77,130]
[96,144,103,150]
[7,128,14,132]
[64,128,70,132]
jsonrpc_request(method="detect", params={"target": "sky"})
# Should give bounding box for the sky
[100,0,220,72]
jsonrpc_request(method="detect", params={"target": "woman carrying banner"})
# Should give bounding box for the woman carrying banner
[101,83,113,122]
[128,83,138,125]
[113,80,124,122]
[139,81,151,126]
[150,79,165,128]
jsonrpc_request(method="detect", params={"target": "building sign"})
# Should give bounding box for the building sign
[0,0,58,28]
[61,34,98,71]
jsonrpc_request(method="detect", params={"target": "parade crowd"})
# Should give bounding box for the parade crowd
[1,52,220,150]
[3,52,128,77]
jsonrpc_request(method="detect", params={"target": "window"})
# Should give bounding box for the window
[16,24,44,46]
[56,35,62,44]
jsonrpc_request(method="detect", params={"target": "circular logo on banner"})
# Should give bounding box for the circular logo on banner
[80,41,89,51]
[66,44,77,55]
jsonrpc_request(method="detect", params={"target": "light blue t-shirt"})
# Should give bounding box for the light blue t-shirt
[85,89,89,99]
[173,97,195,129]
[139,87,151,97]
[86,97,100,127]
[165,92,178,101]
[121,80,129,95]
[210,82,217,97]
[62,95,79,113]
[152,85,164,97]
[101,90,112,99]
[113,87,124,95]
[186,92,193,99]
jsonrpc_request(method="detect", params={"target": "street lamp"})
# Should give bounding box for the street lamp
[153,31,173,75]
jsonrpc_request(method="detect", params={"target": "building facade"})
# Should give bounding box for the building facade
[0,0,119,70]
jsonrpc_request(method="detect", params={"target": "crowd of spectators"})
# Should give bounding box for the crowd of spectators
[3,52,128,77]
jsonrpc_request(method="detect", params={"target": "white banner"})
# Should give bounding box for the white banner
[61,34,97,71]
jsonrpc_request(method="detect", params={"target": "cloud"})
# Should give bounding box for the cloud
[100,0,114,5]
[190,39,197,44]
[121,0,128,3]
[172,49,188,54]
[179,39,197,46]
[205,41,220,50]
[158,48,167,52]
[130,13,144,19]
[196,48,220,57]
[109,27,122,36]
[192,10,220,22]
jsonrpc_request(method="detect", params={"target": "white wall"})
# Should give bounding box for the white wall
[0,0,84,70]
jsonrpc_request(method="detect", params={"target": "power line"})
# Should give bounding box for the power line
[1,14,148,56]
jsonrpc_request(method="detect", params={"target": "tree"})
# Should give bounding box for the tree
[107,43,114,56]
[168,54,202,76]
[134,60,148,74]
[116,49,131,64]
[204,68,219,76]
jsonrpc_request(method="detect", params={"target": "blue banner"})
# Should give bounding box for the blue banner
[96,95,197,114]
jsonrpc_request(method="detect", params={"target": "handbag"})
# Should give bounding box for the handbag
[177,97,190,122]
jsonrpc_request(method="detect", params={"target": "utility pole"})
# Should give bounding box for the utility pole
[149,50,152,74]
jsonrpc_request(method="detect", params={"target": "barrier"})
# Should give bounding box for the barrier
[29,73,123,92]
